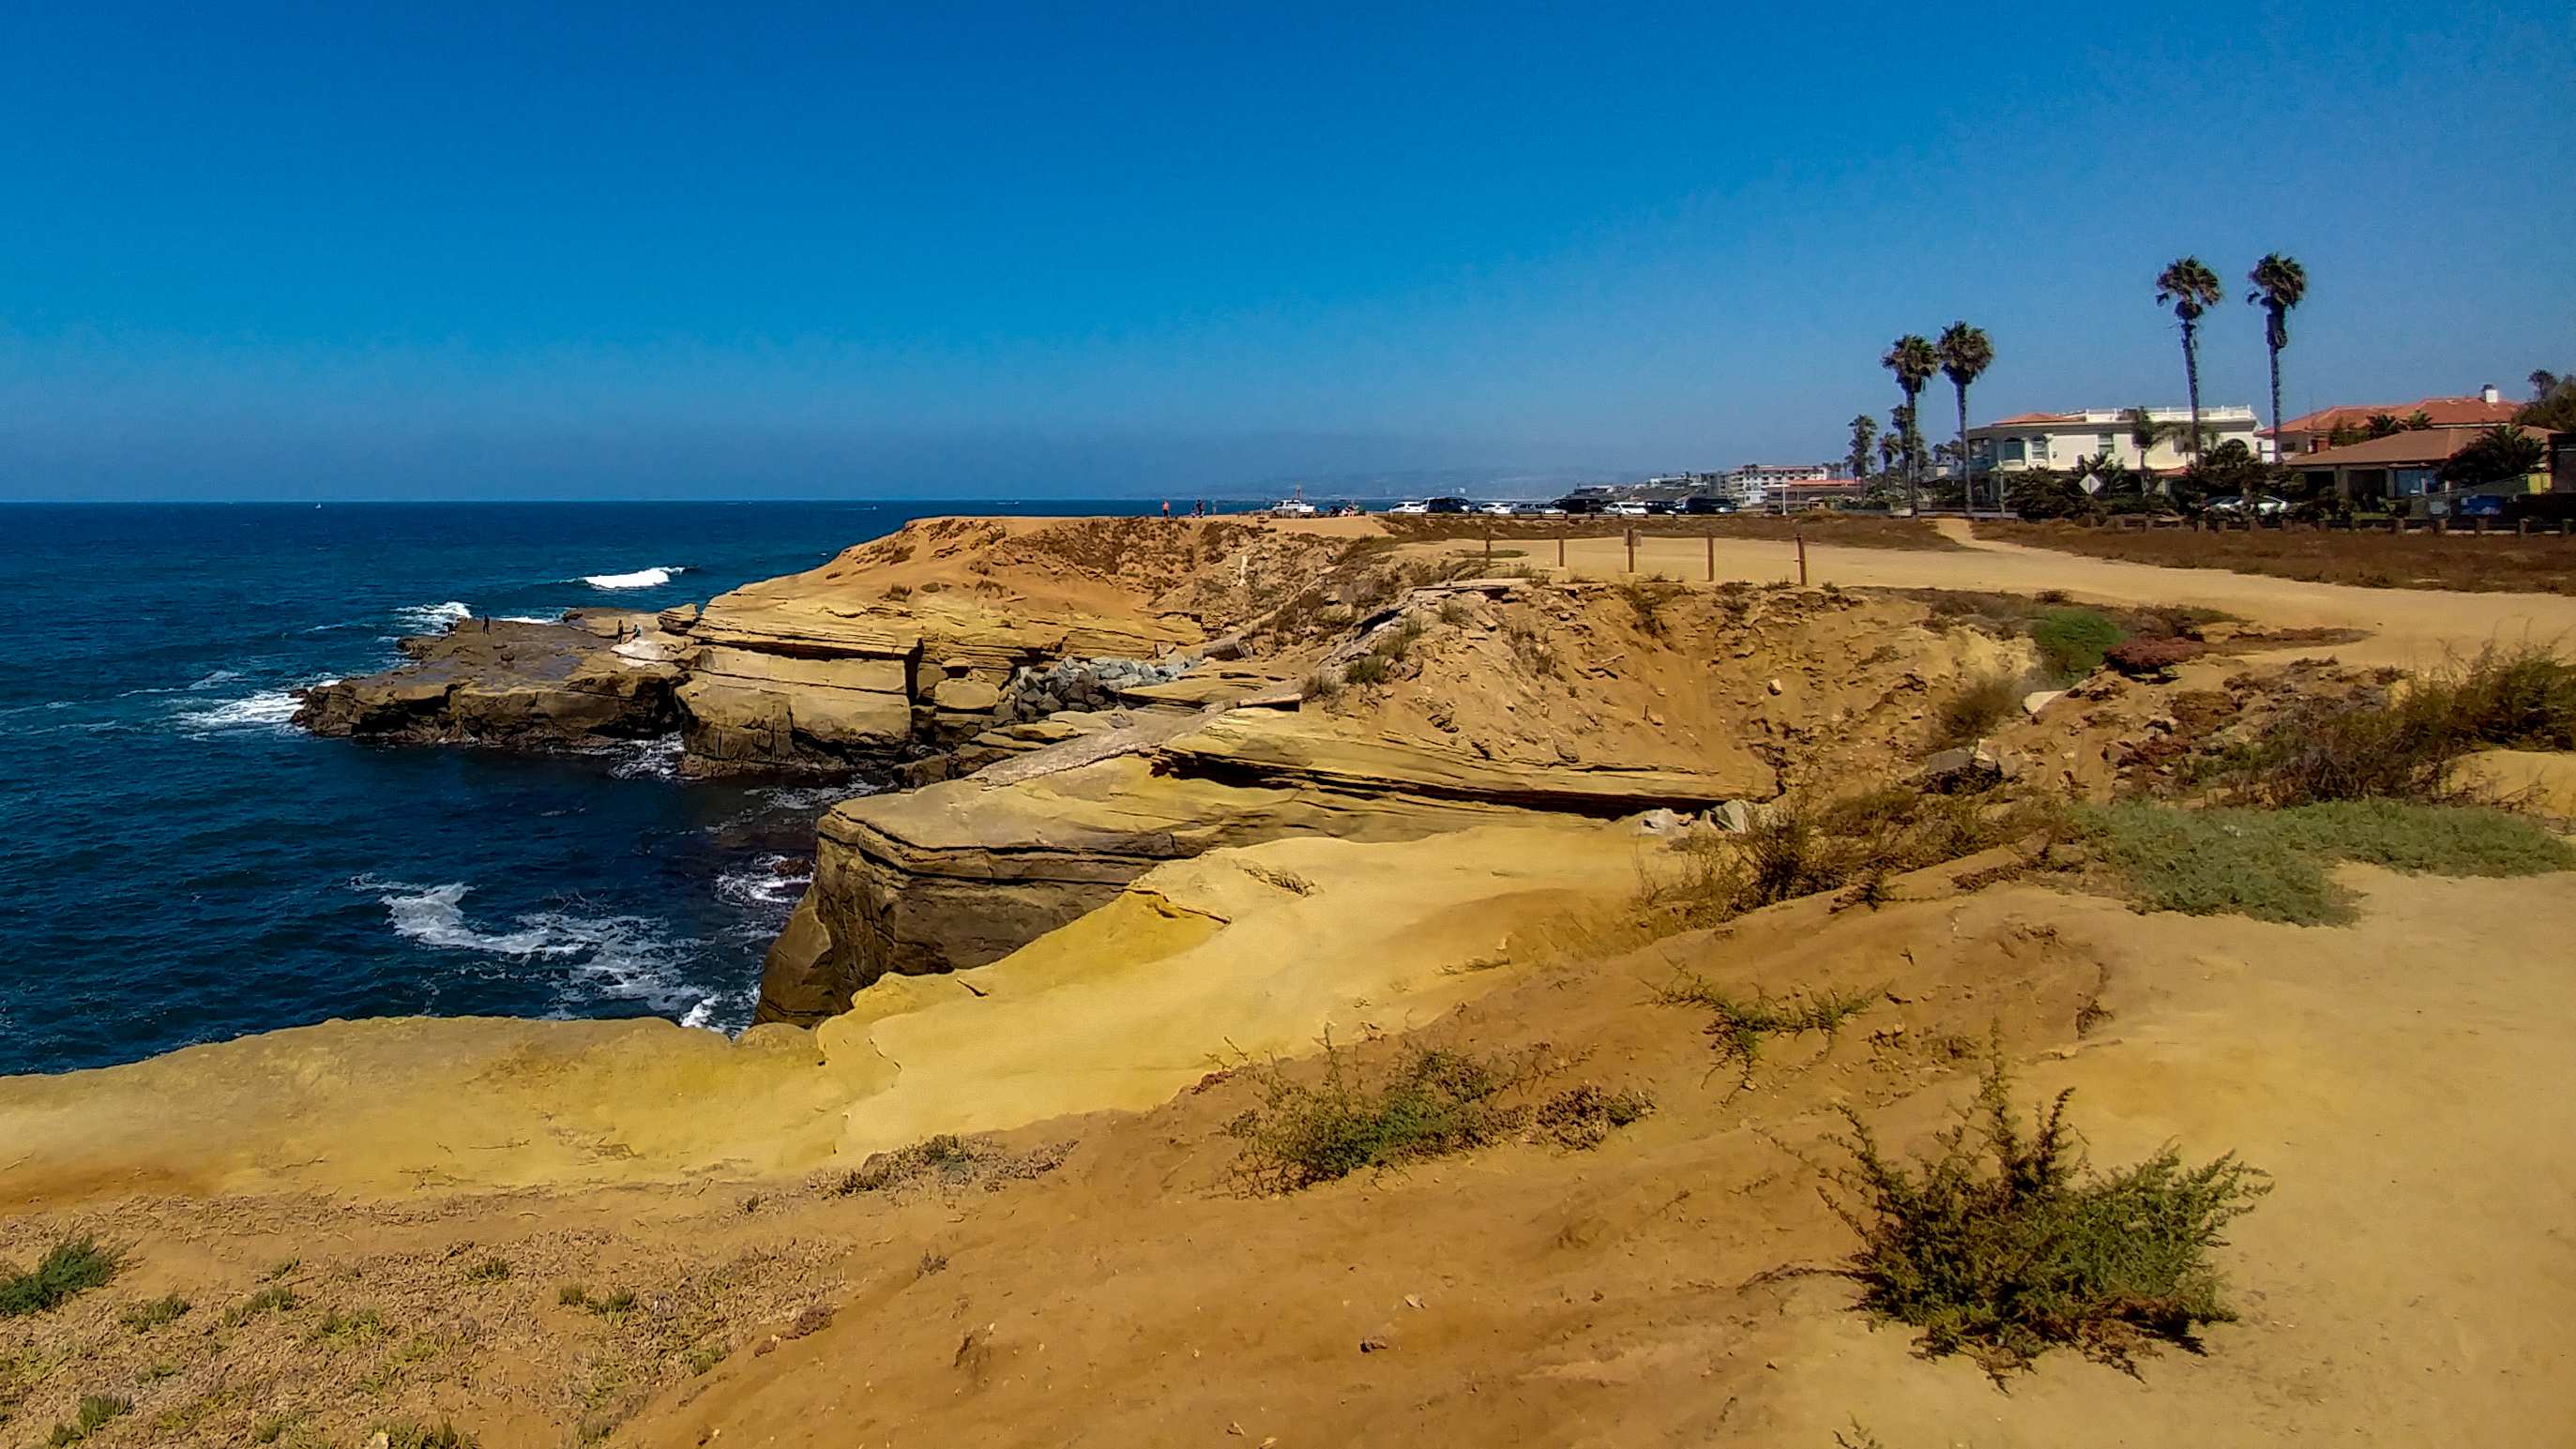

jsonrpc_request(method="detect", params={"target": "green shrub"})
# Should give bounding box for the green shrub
[1225,1042,1559,1191]
[462,1256,511,1284]
[1646,789,2043,928]
[0,1238,121,1317]
[46,1395,130,1446]
[2078,800,2576,924]
[2030,607,2126,681]
[310,1306,387,1346]
[1826,1052,2268,1378]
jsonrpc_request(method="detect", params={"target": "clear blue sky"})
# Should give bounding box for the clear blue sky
[4,0,2570,499]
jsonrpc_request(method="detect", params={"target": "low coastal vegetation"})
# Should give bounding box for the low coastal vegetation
[1374,512,1964,551]
[2218,642,2576,806]
[825,1131,1071,1197]
[1826,1051,2269,1379]
[2077,800,2575,925]
[0,1238,120,1318]
[1221,1039,1651,1192]
[45,1393,130,1446]
[1644,787,2046,931]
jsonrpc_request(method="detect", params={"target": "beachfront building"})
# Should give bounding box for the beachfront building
[1966,405,2263,475]
[2267,385,2523,456]
[2284,425,2554,505]
[1771,477,1869,510]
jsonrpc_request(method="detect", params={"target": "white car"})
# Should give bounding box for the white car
[1606,500,1650,517]
[1268,498,1317,518]
[1479,502,1517,516]
[1388,500,1430,515]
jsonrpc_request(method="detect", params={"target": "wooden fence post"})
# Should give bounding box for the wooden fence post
[1483,521,1493,560]
[1557,536,1567,569]
[1796,525,1809,587]
[1625,527,1635,574]
[1705,532,1715,581]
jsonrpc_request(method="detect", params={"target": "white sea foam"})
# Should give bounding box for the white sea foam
[714,853,814,911]
[750,780,878,814]
[581,566,685,590]
[172,689,303,735]
[189,669,243,690]
[394,600,473,632]
[609,734,686,780]
[356,876,711,1017]
[497,613,564,625]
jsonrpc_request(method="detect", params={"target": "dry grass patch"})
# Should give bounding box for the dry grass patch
[826,1133,1071,1197]
[1975,520,2576,596]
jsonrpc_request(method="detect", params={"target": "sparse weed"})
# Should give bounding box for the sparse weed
[2030,607,2126,680]
[119,1293,189,1331]
[1532,1084,1656,1149]
[309,1306,387,1347]
[1341,654,1392,687]
[370,1419,479,1449]
[1930,672,2023,749]
[1224,1041,1544,1192]
[461,1256,511,1284]
[223,1285,297,1324]
[1655,977,1871,1083]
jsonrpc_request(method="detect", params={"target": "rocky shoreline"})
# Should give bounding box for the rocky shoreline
[290,515,2038,1030]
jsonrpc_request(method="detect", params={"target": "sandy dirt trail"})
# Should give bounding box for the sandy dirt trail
[1444,520,2576,669]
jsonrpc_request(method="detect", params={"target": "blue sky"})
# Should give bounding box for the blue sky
[4,1,2571,499]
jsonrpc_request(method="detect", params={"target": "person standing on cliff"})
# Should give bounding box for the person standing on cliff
[1160,499,1171,521]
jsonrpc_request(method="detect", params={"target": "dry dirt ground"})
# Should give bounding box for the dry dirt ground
[1974,519,2576,596]
[8,523,2576,1448]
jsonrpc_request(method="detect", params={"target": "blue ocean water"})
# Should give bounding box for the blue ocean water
[0,500,1168,1076]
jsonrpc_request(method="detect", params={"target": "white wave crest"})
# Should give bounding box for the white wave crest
[173,690,303,734]
[581,566,686,590]
[189,669,243,690]
[356,877,715,1019]
[497,613,564,625]
[609,734,686,780]
[715,854,814,911]
[394,600,472,632]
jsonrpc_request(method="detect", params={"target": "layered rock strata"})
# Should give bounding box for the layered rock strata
[294,615,683,747]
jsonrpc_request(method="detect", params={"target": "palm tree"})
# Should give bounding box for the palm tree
[2156,257,2225,464]
[2125,405,2168,491]
[1846,415,1878,483]
[2245,254,2306,472]
[1881,334,1939,512]
[1936,322,1995,513]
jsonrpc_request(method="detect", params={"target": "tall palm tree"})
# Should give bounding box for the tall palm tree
[2245,254,2306,470]
[1880,334,1939,512]
[1936,323,1994,514]
[1846,414,1878,483]
[2155,257,2224,466]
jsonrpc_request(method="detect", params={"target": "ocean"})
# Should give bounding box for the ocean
[0,500,1174,1077]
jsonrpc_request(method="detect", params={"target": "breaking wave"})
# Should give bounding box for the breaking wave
[714,853,813,911]
[608,734,686,780]
[172,690,305,735]
[393,600,472,632]
[580,566,686,590]
[354,876,714,1018]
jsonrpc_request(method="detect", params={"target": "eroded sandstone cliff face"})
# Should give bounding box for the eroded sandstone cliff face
[751,578,2034,1024]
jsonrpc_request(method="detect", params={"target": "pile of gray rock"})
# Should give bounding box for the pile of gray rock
[992,655,1196,724]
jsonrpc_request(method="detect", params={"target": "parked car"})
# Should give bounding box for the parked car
[1425,496,1474,514]
[1479,501,1517,516]
[1267,496,1316,518]
[1681,495,1737,515]
[1388,500,1430,515]
[1605,500,1650,517]
[2205,494,2287,518]
[1553,494,1607,514]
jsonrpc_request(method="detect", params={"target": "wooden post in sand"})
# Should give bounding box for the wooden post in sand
[1483,521,1493,561]
[1796,523,1810,586]
[1557,536,1567,569]
[1625,527,1636,574]
[1705,532,1715,581]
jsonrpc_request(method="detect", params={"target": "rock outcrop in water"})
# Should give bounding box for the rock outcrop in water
[294,613,685,747]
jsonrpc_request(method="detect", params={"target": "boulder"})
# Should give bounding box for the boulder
[931,677,1004,714]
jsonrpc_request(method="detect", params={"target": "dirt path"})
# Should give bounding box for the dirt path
[1460,519,2576,668]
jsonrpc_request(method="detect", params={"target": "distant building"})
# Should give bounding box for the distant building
[1727,461,1830,491]
[2267,385,2523,456]
[1772,477,1869,510]
[2284,425,2553,505]
[1967,405,2262,475]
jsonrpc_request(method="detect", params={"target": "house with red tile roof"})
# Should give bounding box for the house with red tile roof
[2267,385,2522,456]
[2283,423,2554,506]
